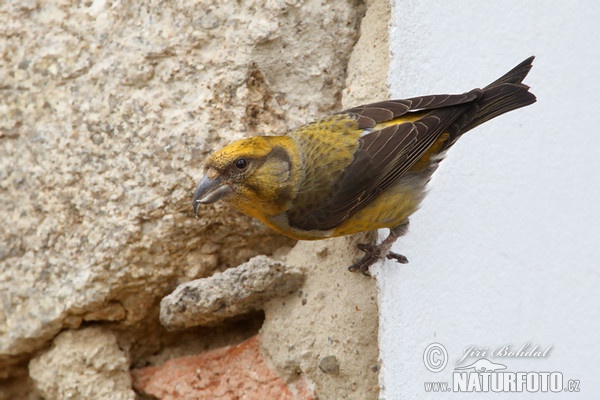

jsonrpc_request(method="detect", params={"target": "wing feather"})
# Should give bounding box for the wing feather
[287,91,480,231]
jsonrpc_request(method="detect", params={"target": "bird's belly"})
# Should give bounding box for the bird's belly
[261,175,428,240]
[331,182,425,237]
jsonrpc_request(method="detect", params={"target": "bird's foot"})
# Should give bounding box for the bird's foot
[349,243,409,275]
[348,244,380,275]
[348,222,410,275]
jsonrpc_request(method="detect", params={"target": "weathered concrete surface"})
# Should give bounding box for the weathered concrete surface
[29,327,135,400]
[0,0,365,392]
[342,0,391,106]
[160,255,305,329]
[259,235,382,400]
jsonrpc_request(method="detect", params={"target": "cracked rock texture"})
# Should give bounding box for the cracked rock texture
[161,255,305,329]
[0,0,366,395]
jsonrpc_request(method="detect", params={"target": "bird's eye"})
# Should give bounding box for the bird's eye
[235,158,247,169]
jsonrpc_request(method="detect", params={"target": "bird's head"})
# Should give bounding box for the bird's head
[193,136,299,220]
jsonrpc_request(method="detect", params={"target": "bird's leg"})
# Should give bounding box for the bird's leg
[348,221,410,275]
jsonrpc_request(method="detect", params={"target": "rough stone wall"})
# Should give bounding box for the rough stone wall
[0,0,391,398]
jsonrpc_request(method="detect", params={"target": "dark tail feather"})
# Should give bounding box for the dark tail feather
[462,57,537,133]
[483,56,535,88]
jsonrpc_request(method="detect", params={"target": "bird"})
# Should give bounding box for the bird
[193,57,536,275]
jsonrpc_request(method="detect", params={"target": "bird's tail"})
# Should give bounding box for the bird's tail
[461,56,537,133]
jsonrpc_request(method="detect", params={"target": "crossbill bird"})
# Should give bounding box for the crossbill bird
[193,57,536,275]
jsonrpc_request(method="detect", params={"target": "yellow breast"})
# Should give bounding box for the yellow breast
[331,181,424,236]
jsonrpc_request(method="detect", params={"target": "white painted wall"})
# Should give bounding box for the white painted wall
[377,0,600,398]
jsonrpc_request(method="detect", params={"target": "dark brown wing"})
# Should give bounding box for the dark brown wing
[287,92,480,231]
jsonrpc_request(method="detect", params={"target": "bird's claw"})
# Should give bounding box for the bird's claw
[349,243,409,275]
[348,252,378,276]
[386,252,408,264]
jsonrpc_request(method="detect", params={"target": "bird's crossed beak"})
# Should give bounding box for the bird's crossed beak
[192,174,232,216]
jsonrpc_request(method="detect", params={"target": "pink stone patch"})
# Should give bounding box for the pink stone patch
[132,335,315,400]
